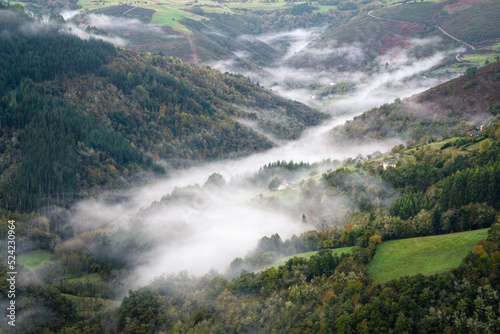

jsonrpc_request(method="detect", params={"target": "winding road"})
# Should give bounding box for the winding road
[436,26,475,50]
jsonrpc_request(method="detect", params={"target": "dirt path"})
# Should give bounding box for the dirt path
[437,26,475,50]
[122,7,136,15]
[186,35,199,63]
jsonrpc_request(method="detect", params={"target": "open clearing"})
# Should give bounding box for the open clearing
[17,249,52,270]
[368,228,489,283]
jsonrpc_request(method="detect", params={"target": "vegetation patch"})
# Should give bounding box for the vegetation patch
[62,293,120,316]
[258,247,353,271]
[17,249,52,270]
[466,138,491,151]
[368,228,490,283]
[462,53,500,66]
[67,273,103,284]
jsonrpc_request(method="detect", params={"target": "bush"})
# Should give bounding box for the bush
[465,66,477,78]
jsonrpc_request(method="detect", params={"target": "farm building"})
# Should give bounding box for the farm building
[467,130,481,138]
[383,161,397,169]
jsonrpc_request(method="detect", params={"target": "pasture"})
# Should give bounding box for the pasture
[368,228,489,283]
[17,249,52,270]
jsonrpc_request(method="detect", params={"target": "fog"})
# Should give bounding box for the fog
[64,22,128,47]
[67,57,436,286]
[61,11,183,50]
[210,28,459,110]
[239,27,325,60]
[70,131,400,286]
[59,23,460,287]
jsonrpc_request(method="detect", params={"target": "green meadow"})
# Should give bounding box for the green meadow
[368,228,489,283]
[17,249,52,270]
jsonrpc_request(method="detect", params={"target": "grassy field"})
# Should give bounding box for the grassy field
[72,0,338,33]
[76,0,213,32]
[466,138,490,151]
[425,137,459,150]
[368,228,489,283]
[257,247,353,272]
[461,54,500,67]
[403,137,472,155]
[315,4,337,13]
[367,136,474,167]
[17,250,52,270]
[432,61,475,75]
[226,1,292,12]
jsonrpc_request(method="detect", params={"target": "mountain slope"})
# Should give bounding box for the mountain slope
[373,0,500,48]
[0,5,327,211]
[335,61,500,142]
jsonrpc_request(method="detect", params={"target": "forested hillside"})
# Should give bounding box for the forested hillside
[111,225,500,333]
[1,2,500,333]
[71,118,500,334]
[7,132,499,333]
[0,4,326,212]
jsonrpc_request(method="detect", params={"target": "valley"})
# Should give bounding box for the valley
[0,0,500,332]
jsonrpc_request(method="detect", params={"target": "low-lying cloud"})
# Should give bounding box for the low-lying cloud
[244,27,325,60]
[58,24,463,289]
[60,11,183,49]
[67,106,402,287]
[211,30,460,114]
